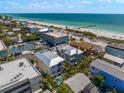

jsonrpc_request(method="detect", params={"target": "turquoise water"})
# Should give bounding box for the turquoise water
[1,13,124,34]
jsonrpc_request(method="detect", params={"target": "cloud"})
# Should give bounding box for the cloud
[81,1,92,4]
[116,0,124,3]
[26,1,63,9]
[99,0,113,3]
[6,1,19,7]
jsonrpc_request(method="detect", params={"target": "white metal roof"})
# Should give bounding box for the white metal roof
[91,59,124,81]
[0,40,7,51]
[64,73,91,93]
[38,28,49,33]
[0,58,40,90]
[27,25,36,28]
[104,53,124,65]
[35,51,65,67]
[62,45,83,56]
[46,32,67,38]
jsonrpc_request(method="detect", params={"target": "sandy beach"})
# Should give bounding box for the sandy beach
[26,20,124,40]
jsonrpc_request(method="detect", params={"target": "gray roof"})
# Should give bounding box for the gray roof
[43,90,52,93]
[83,83,99,93]
[62,45,83,56]
[107,44,124,51]
[64,73,91,93]
[35,51,64,67]
[0,58,41,90]
[91,59,124,81]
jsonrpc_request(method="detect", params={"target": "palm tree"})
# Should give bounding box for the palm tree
[108,89,118,93]
[93,74,105,89]
[11,20,17,28]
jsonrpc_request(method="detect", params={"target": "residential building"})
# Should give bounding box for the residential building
[64,73,99,93]
[90,59,124,92]
[0,18,11,26]
[70,41,93,55]
[104,53,124,68]
[57,45,83,65]
[26,25,39,33]
[0,58,41,93]
[0,40,7,57]
[83,38,107,53]
[35,51,65,76]
[38,28,51,33]
[20,21,28,27]
[4,20,11,26]
[7,32,14,37]
[39,29,69,47]
[105,44,124,59]
[13,28,21,32]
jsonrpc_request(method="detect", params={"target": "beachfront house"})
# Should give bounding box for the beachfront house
[90,59,124,92]
[83,38,108,53]
[38,29,69,47]
[104,53,124,68]
[57,45,83,65]
[64,73,99,93]
[0,58,41,93]
[20,21,28,27]
[38,28,52,34]
[70,41,93,55]
[35,51,65,76]
[26,25,39,33]
[105,44,124,59]
[0,40,7,57]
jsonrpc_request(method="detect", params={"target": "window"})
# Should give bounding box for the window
[4,81,30,93]
[92,67,95,70]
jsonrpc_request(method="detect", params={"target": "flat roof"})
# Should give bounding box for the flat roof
[91,59,124,81]
[0,40,7,51]
[0,58,40,90]
[62,45,83,56]
[35,51,64,67]
[45,32,67,38]
[104,53,124,65]
[64,73,91,93]
[38,28,49,33]
[27,25,36,28]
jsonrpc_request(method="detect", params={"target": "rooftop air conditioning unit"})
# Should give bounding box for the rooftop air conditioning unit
[0,66,3,71]
[19,62,24,67]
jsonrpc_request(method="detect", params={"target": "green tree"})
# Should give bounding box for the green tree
[17,44,24,54]
[57,83,72,93]
[11,20,17,28]
[93,74,105,88]
[108,89,118,93]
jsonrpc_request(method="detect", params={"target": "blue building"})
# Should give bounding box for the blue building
[57,45,83,65]
[26,25,39,33]
[90,59,124,92]
[0,40,7,57]
[39,29,69,47]
[105,44,124,59]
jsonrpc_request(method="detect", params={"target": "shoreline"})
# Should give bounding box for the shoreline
[20,19,124,40]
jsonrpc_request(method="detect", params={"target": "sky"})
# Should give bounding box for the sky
[0,0,124,13]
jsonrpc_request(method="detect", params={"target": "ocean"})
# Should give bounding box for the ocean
[1,13,124,34]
